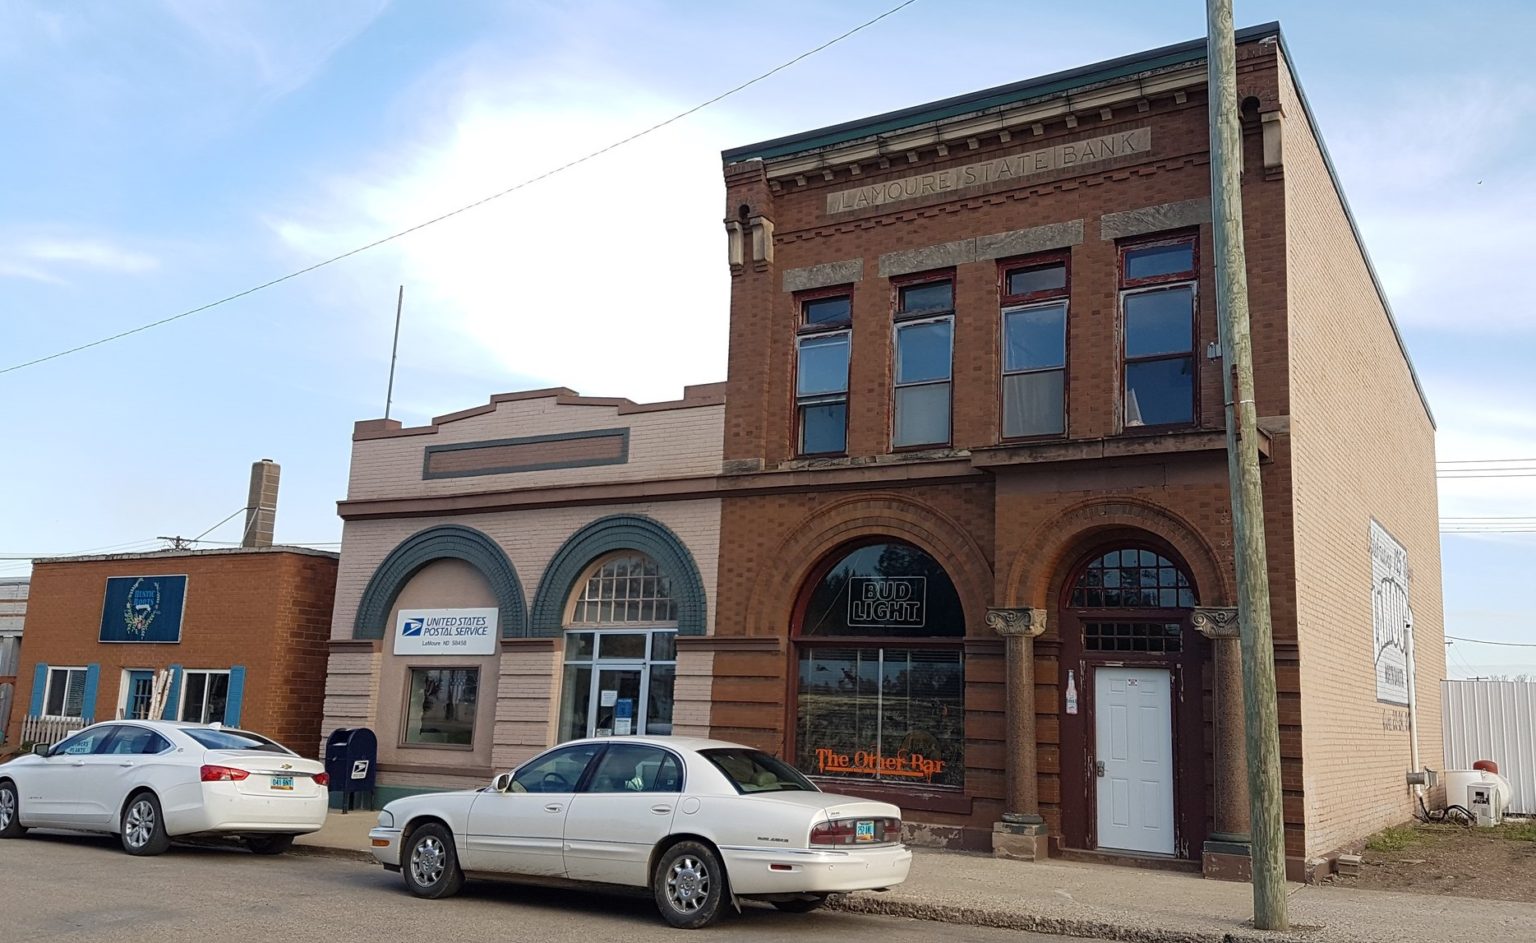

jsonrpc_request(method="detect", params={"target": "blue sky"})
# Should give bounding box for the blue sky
[2,1,1532,675]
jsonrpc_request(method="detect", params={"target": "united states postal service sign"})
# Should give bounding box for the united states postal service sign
[1370,521,1411,707]
[394,608,498,656]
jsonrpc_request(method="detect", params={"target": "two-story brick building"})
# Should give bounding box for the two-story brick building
[699,22,1443,880]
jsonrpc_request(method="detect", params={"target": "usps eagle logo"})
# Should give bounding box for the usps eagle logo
[122,578,161,638]
[402,617,425,638]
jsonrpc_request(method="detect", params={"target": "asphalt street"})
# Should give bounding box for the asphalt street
[0,831,1060,942]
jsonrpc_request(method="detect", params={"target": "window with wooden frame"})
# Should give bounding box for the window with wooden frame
[795,291,853,455]
[1000,254,1069,438]
[1120,234,1198,429]
[891,276,953,448]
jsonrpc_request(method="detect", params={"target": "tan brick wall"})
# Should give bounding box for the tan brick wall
[11,551,337,757]
[319,649,380,755]
[493,642,561,771]
[348,395,723,501]
[671,649,714,737]
[1280,52,1445,857]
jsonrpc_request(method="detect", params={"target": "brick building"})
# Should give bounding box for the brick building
[10,546,339,752]
[700,22,1443,880]
[320,23,1442,881]
[321,386,725,804]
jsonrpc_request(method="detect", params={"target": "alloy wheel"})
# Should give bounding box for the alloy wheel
[666,855,711,913]
[124,798,156,850]
[411,835,446,887]
[0,787,14,830]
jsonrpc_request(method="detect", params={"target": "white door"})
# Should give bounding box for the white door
[563,744,682,885]
[1094,666,1175,855]
[463,742,601,876]
[24,726,119,828]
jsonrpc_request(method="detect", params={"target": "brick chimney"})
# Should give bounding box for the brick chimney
[242,459,280,548]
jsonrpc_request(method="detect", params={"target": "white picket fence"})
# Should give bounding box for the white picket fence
[1443,680,1536,815]
[20,714,85,748]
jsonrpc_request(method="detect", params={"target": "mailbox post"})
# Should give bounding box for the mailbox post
[324,727,378,813]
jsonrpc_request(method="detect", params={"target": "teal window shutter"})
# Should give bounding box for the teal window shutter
[224,666,246,726]
[81,665,100,723]
[162,665,183,720]
[28,663,48,716]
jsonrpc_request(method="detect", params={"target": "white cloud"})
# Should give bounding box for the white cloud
[271,61,752,409]
[20,238,158,273]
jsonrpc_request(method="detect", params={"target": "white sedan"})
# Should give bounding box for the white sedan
[368,736,911,928]
[0,720,329,856]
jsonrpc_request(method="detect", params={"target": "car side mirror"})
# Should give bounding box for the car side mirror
[492,772,512,793]
[32,743,51,757]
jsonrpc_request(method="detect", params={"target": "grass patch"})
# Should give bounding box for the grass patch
[1367,825,1421,852]
[1498,820,1536,842]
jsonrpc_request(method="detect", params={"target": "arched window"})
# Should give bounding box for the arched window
[1068,547,1195,654]
[794,540,964,789]
[558,553,678,741]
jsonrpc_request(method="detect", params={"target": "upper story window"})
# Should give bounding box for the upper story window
[1001,256,1069,438]
[892,278,953,448]
[1120,235,1198,429]
[795,291,852,455]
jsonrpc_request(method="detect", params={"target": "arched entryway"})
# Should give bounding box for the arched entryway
[1057,542,1208,860]
[789,539,966,795]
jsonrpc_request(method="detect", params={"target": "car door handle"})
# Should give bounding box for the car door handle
[650,804,673,815]
[71,761,85,768]
[544,803,563,813]
[118,762,135,768]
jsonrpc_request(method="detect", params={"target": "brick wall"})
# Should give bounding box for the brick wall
[1279,51,1445,857]
[11,550,338,755]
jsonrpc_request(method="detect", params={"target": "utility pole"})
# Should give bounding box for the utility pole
[1205,1,1288,930]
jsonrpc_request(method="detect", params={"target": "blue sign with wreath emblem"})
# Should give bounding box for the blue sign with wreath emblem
[99,575,187,643]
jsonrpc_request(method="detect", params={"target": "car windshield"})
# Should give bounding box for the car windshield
[701,748,818,794]
[183,728,293,755]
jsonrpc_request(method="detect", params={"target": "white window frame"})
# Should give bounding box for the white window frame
[1000,299,1069,438]
[891,313,954,448]
[43,666,88,718]
[178,669,231,724]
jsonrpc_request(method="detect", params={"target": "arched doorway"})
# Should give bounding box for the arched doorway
[790,540,966,793]
[1058,543,1207,859]
[556,552,680,741]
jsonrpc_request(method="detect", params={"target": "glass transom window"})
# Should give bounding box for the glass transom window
[1070,548,1196,609]
[561,553,679,741]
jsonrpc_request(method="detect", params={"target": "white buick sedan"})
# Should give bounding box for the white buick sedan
[0,720,329,856]
[368,736,911,928]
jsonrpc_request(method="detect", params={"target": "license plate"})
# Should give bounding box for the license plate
[855,820,876,842]
[270,775,294,791]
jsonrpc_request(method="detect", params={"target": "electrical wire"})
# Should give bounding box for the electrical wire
[1445,635,1536,648]
[0,0,922,377]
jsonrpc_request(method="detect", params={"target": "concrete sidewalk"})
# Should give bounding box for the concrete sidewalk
[295,812,1536,943]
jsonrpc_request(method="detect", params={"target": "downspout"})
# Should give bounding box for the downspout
[1405,607,1422,798]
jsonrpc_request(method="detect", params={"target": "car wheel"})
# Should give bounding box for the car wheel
[402,823,464,899]
[246,834,296,856]
[654,840,728,929]
[121,792,170,856]
[0,780,26,838]
[771,895,830,913]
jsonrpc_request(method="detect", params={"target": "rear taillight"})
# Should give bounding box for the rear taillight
[200,764,250,782]
[314,772,329,786]
[810,816,901,845]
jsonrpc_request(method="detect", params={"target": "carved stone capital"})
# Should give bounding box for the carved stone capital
[1191,607,1240,640]
[986,607,1045,638]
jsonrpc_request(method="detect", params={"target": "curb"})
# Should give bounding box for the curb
[291,843,376,864]
[827,894,1322,943]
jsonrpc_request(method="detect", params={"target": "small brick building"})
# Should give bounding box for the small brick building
[11,547,338,754]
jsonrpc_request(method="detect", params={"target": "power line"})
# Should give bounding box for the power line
[0,0,921,377]
[1439,457,1536,465]
[195,506,252,542]
[1446,634,1536,649]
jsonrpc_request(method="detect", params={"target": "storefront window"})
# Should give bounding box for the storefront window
[795,541,965,789]
[559,553,679,741]
[179,670,230,724]
[404,667,479,746]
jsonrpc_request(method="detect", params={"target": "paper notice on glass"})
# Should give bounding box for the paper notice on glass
[614,717,633,736]
[600,689,618,707]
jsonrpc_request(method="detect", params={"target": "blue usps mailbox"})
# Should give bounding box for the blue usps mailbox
[324,727,378,812]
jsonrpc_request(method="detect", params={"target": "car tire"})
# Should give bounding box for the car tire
[0,780,26,838]
[121,792,171,856]
[654,840,728,929]
[771,895,830,913]
[246,834,297,856]
[402,823,464,899]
